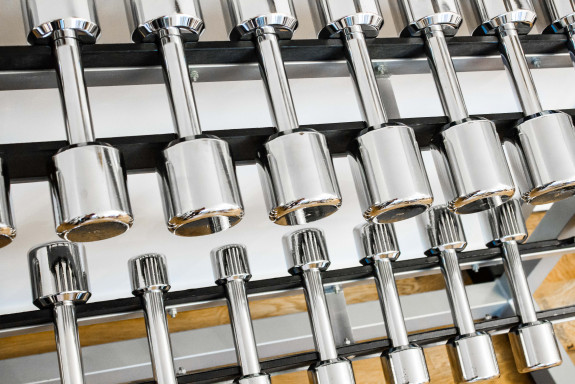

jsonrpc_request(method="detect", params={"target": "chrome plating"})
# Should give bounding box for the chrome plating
[399,0,462,37]
[308,0,383,39]
[471,0,537,35]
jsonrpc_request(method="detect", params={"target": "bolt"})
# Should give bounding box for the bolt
[190,70,199,82]
[375,64,390,78]
[177,367,187,375]
[344,338,351,345]
[168,308,178,318]
[485,314,493,321]
[531,57,541,69]
[472,264,479,273]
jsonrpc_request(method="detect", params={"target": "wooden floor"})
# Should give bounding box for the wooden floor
[1,212,574,383]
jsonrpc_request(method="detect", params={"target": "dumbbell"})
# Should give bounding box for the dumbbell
[283,228,356,384]
[129,254,177,384]
[425,207,499,382]
[483,199,562,373]
[399,0,515,214]
[211,245,271,384]
[28,242,91,384]
[22,0,133,242]
[0,160,15,247]
[124,0,244,236]
[354,222,429,384]
[221,0,342,226]
[307,0,432,223]
[543,0,575,59]
[471,0,575,205]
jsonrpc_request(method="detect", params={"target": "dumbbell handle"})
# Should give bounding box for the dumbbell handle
[423,25,469,122]
[225,279,263,375]
[342,25,388,128]
[497,24,543,116]
[438,249,476,336]
[501,240,538,324]
[158,27,202,138]
[53,301,85,384]
[53,29,96,145]
[302,268,339,361]
[372,258,410,347]
[255,26,299,133]
[140,289,177,384]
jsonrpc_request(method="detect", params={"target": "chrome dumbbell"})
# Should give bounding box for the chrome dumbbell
[471,0,575,205]
[29,242,91,384]
[543,0,575,62]
[124,0,244,236]
[425,207,500,383]
[221,0,342,226]
[309,0,433,223]
[129,254,177,384]
[483,199,562,373]
[283,228,356,384]
[211,245,271,384]
[22,0,133,242]
[354,222,429,384]
[0,160,15,247]
[399,0,515,214]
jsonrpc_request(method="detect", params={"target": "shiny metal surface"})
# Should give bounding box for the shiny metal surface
[354,221,399,263]
[399,0,462,37]
[426,206,466,251]
[382,345,430,384]
[543,0,575,32]
[51,143,133,242]
[129,254,176,384]
[124,0,204,43]
[471,0,536,35]
[258,130,341,226]
[308,0,383,39]
[0,158,15,248]
[309,358,356,384]
[22,0,100,44]
[28,241,90,384]
[284,228,331,274]
[446,332,500,383]
[508,321,562,373]
[221,0,297,41]
[28,242,91,308]
[159,136,243,236]
[211,245,270,383]
[485,199,527,244]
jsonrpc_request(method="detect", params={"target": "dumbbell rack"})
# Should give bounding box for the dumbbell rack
[2,34,575,383]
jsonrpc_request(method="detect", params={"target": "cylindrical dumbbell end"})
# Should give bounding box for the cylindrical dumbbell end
[129,253,170,294]
[236,373,272,384]
[348,125,433,223]
[446,332,500,383]
[471,0,537,36]
[309,358,356,384]
[508,320,562,373]
[283,228,330,275]
[29,241,91,309]
[222,0,298,41]
[211,244,252,284]
[159,137,244,236]
[425,206,466,253]
[542,0,575,33]
[398,0,462,37]
[309,0,383,39]
[258,130,341,226]
[124,0,204,43]
[486,199,527,245]
[382,344,430,384]
[354,222,400,264]
[22,0,101,44]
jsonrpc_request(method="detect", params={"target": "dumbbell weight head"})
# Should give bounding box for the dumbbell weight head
[211,244,252,284]
[543,0,575,33]
[29,242,91,308]
[446,332,500,383]
[284,227,331,274]
[383,345,429,384]
[508,321,562,373]
[471,0,537,36]
[354,220,399,263]
[129,253,170,294]
[124,0,204,43]
[308,358,356,384]
[308,0,383,39]
[398,0,462,37]
[221,0,297,41]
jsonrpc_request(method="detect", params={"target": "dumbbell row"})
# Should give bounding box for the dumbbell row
[0,0,573,249]
[29,210,562,384]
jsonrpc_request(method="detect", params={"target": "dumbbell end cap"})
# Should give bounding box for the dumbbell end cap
[235,373,271,384]
[0,224,15,248]
[308,358,355,384]
[283,228,330,275]
[29,241,91,308]
[211,244,252,284]
[129,253,170,294]
[471,1,536,36]
[508,321,562,373]
[354,222,400,263]
[382,344,430,384]
[57,214,133,243]
[447,332,500,383]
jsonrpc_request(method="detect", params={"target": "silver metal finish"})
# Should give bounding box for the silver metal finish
[399,1,515,215]
[472,0,575,206]
[484,200,562,373]
[28,242,91,384]
[211,245,271,384]
[23,0,134,241]
[0,158,15,248]
[222,0,341,225]
[425,206,500,382]
[129,254,176,384]
[310,2,432,223]
[355,222,430,384]
[543,0,575,66]
[283,229,356,383]
[125,1,244,235]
